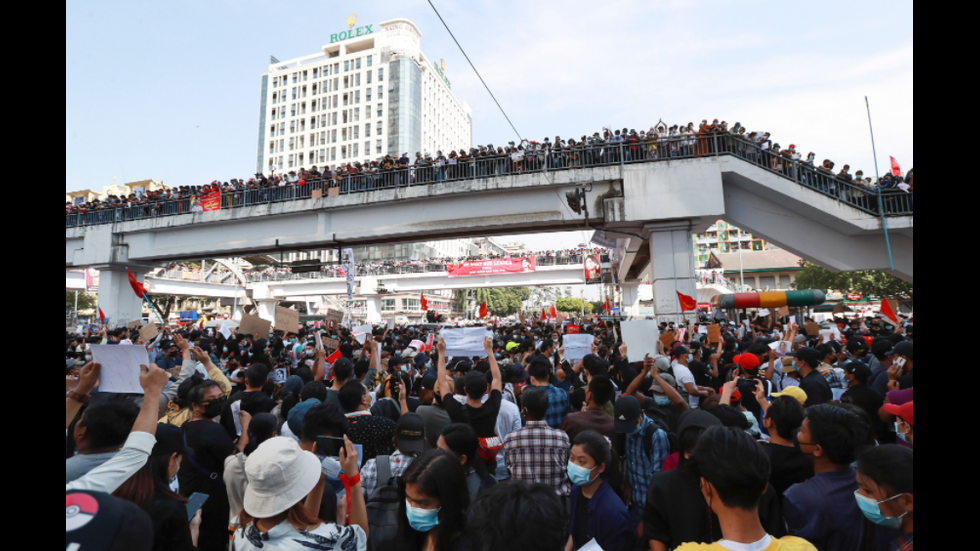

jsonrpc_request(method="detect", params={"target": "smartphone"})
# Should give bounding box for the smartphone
[186,493,209,521]
[316,437,346,458]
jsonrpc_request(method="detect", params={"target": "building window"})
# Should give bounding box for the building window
[344,76,349,89]
[354,107,360,122]
[344,61,350,72]
[355,91,360,104]
[331,147,336,161]
[365,124,370,138]
[378,68,384,81]
[341,146,347,159]
[377,140,383,154]
[367,71,372,84]
[343,94,349,106]
[402,299,420,311]
[353,126,359,140]
[367,55,373,67]
[378,86,383,100]
[355,73,361,87]
[353,143,358,157]
[356,58,362,70]
[382,299,396,312]
[377,121,383,135]
[366,89,372,102]
[377,104,383,117]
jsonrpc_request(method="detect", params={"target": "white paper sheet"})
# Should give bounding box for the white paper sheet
[563,334,593,362]
[231,400,243,436]
[353,324,373,345]
[441,328,490,358]
[217,323,232,339]
[620,321,661,362]
[579,539,605,551]
[89,345,149,394]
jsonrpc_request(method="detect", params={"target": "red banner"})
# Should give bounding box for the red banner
[566,325,581,334]
[200,190,221,212]
[447,257,536,277]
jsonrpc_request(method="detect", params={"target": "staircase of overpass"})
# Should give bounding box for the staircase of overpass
[66,133,912,324]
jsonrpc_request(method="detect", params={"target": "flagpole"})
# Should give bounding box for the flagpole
[128,266,167,327]
[865,96,895,272]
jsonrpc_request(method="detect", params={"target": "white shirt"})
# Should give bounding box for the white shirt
[718,536,773,551]
[66,432,156,494]
[671,362,699,409]
[233,522,366,551]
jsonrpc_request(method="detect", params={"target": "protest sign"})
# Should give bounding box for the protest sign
[323,338,340,351]
[620,321,661,362]
[566,325,581,335]
[441,328,490,358]
[239,314,272,339]
[352,325,372,345]
[127,320,143,330]
[805,322,820,337]
[778,306,791,318]
[769,341,793,357]
[89,345,148,394]
[387,318,397,330]
[563,334,593,363]
[216,323,232,340]
[275,306,300,333]
[698,325,709,335]
[833,303,846,314]
[273,368,287,385]
[311,189,323,199]
[325,309,344,324]
[659,330,676,349]
[139,323,160,342]
[708,324,722,344]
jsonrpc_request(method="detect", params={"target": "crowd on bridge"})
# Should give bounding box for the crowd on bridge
[67,303,913,551]
[65,121,913,227]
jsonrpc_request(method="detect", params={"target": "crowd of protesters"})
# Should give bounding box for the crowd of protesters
[65,121,913,226]
[67,303,912,551]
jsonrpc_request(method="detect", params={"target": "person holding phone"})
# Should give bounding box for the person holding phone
[112,424,202,551]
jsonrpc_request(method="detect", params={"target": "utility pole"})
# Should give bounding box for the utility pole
[738,227,745,292]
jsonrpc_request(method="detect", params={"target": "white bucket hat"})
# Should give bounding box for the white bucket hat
[243,437,322,518]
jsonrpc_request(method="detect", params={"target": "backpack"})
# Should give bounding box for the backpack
[642,410,680,457]
[366,456,401,551]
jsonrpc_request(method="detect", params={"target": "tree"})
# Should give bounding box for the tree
[556,298,594,315]
[791,261,913,300]
[66,290,97,313]
[462,287,531,317]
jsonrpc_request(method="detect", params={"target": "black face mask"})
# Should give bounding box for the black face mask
[201,397,226,419]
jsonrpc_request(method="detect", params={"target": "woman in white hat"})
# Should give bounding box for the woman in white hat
[233,435,368,550]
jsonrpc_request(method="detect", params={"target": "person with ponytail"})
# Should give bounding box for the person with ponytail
[225,413,280,534]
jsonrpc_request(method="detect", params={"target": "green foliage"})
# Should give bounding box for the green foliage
[791,262,913,299]
[66,290,97,312]
[460,287,532,317]
[556,298,593,314]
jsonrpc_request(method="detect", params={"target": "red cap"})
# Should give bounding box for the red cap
[883,402,913,426]
[737,354,761,371]
[731,389,742,402]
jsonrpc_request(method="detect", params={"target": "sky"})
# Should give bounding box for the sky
[67,0,913,266]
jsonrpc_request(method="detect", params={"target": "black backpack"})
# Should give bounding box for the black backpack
[366,456,401,551]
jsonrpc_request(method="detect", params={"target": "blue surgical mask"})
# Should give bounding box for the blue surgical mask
[566,462,599,487]
[222,347,228,354]
[854,491,907,529]
[895,422,909,443]
[791,360,800,372]
[688,354,694,363]
[405,501,442,532]
[654,396,672,407]
[630,422,644,436]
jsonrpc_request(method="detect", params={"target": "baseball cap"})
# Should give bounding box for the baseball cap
[872,340,895,357]
[787,347,822,366]
[510,365,530,385]
[66,491,153,551]
[506,342,521,352]
[152,424,194,459]
[614,396,642,433]
[414,354,431,367]
[66,358,86,370]
[420,373,438,390]
[890,341,913,361]
[882,401,913,426]
[287,398,321,437]
[793,335,807,345]
[395,413,426,454]
[770,386,808,405]
[735,354,761,371]
[649,373,677,395]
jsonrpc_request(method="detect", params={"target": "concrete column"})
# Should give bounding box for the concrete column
[620,283,641,318]
[231,304,246,321]
[95,267,148,327]
[255,300,278,323]
[645,221,699,324]
[365,296,383,324]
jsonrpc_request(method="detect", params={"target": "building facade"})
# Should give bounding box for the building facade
[257,18,473,176]
[693,221,767,268]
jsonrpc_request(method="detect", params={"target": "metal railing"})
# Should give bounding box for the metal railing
[65,134,913,228]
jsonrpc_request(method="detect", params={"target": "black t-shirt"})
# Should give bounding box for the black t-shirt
[443,390,503,438]
[841,384,887,440]
[149,498,196,551]
[689,361,713,389]
[573,492,592,550]
[760,442,815,499]
[220,390,277,439]
[178,420,237,551]
[799,370,833,406]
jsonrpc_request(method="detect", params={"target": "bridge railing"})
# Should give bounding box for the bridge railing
[66,135,912,228]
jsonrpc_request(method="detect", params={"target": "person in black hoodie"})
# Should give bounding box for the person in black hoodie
[219,363,277,439]
[643,410,786,551]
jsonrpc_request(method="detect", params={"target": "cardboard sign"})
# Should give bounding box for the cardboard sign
[328,187,340,197]
[311,189,323,199]
[323,338,340,351]
[239,314,272,339]
[777,306,791,318]
[833,303,846,314]
[127,320,143,330]
[275,306,300,333]
[659,331,676,349]
[139,323,160,342]
[805,322,820,337]
[708,324,722,344]
[325,309,344,324]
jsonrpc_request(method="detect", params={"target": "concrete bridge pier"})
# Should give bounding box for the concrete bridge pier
[94,266,151,327]
[645,220,699,324]
[621,283,641,319]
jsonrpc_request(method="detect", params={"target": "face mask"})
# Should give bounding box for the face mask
[895,422,910,443]
[688,354,694,363]
[854,491,907,529]
[201,397,226,419]
[654,396,672,407]
[630,422,644,436]
[791,360,800,372]
[405,501,442,533]
[222,347,229,354]
[567,462,600,487]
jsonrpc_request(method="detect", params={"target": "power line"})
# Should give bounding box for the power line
[426,0,522,141]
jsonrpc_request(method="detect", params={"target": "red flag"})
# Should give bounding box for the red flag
[339,267,345,277]
[603,297,611,314]
[879,298,900,326]
[677,291,697,312]
[479,302,488,319]
[421,294,428,311]
[567,325,581,334]
[890,157,902,178]
[425,334,434,352]
[550,304,558,319]
[127,269,147,298]
[98,308,106,325]
[541,309,547,322]
[326,349,343,365]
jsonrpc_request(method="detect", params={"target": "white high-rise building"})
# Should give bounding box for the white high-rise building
[256,17,473,175]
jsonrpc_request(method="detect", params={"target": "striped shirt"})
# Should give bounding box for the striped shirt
[624,417,669,507]
[502,421,572,496]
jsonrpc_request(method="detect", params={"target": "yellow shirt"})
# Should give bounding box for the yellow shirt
[676,536,817,551]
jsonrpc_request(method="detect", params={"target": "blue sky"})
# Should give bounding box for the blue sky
[67,0,913,260]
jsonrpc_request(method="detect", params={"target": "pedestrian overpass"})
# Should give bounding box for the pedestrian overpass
[66,134,912,323]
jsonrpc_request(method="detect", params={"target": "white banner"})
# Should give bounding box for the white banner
[441,328,490,358]
[342,248,356,300]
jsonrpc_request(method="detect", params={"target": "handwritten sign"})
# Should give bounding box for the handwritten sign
[323,337,340,351]
[441,328,490,358]
[239,314,272,339]
[777,306,791,318]
[805,322,820,337]
[659,330,676,349]
[563,334,593,363]
[89,345,149,394]
[139,323,160,342]
[325,309,344,324]
[127,320,143,330]
[708,325,722,344]
[275,306,300,333]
